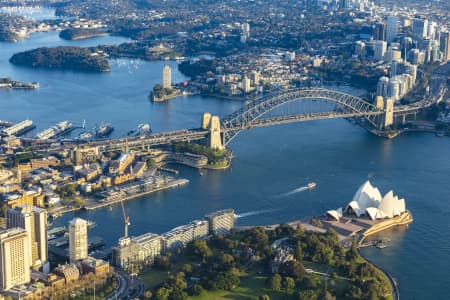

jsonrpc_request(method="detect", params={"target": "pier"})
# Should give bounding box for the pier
[84,178,189,211]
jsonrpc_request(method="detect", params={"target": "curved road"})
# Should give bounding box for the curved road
[106,269,145,300]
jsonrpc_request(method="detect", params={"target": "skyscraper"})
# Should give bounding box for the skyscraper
[241,22,250,43]
[6,204,47,268]
[0,228,30,291]
[386,14,398,43]
[339,0,350,9]
[440,32,450,61]
[373,22,386,41]
[413,17,428,38]
[427,21,437,40]
[69,218,88,263]
[374,40,387,61]
[162,65,172,89]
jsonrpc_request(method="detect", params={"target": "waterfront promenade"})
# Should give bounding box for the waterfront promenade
[84,178,189,210]
[48,178,189,218]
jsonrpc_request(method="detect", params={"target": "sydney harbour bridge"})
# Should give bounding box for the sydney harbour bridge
[24,87,442,152]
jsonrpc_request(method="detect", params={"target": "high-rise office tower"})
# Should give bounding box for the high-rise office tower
[440,32,450,61]
[413,17,428,38]
[69,218,88,263]
[386,14,398,43]
[339,0,350,9]
[374,40,387,61]
[162,65,172,89]
[373,22,386,41]
[6,205,47,268]
[427,21,437,40]
[0,228,30,290]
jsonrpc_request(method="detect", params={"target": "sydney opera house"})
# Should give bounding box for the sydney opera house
[327,181,407,221]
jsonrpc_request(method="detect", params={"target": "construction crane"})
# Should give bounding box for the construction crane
[120,199,130,239]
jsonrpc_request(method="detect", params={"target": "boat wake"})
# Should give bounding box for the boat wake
[277,186,309,198]
[235,209,277,219]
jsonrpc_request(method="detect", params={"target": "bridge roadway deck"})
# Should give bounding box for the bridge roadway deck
[242,111,383,128]
[24,129,210,153]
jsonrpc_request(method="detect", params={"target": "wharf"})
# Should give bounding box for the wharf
[48,205,81,218]
[158,167,179,174]
[84,178,189,210]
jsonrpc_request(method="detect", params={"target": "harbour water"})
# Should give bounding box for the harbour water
[1,20,450,300]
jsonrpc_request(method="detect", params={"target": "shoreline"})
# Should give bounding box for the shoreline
[84,178,189,211]
[233,213,411,300]
[358,249,399,300]
[48,178,189,218]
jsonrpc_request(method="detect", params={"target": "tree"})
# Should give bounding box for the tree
[297,290,318,300]
[1,203,9,217]
[283,277,295,290]
[347,238,359,261]
[248,227,269,247]
[155,255,171,270]
[267,274,282,291]
[153,83,163,91]
[218,253,235,270]
[323,291,336,300]
[155,287,170,300]
[169,288,187,300]
[212,271,240,290]
[181,263,193,275]
[293,225,305,238]
[173,272,187,290]
[280,260,306,280]
[189,284,204,296]
[295,241,303,262]
[187,240,212,261]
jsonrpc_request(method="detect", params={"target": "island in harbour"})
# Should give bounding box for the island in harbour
[59,28,109,40]
[9,46,111,73]
[149,84,181,102]
[0,77,39,89]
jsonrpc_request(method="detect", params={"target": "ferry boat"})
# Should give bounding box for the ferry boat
[307,182,317,189]
[36,120,72,140]
[376,242,387,249]
[128,123,151,136]
[95,123,113,137]
[77,131,94,140]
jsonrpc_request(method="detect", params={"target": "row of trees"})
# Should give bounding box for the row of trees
[172,141,227,164]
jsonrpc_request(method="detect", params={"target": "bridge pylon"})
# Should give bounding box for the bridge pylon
[383,97,394,128]
[202,112,224,150]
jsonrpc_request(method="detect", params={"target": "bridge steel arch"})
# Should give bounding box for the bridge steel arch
[221,88,384,145]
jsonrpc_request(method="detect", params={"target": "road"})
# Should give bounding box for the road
[106,269,145,300]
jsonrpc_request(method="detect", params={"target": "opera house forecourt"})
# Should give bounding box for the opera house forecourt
[321,181,413,244]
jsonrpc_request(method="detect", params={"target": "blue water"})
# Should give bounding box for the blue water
[1,24,450,300]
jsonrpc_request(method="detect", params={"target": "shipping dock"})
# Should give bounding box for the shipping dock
[0,119,35,137]
[36,120,73,140]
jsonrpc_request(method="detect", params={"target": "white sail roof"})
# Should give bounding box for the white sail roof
[377,190,406,218]
[346,182,407,220]
[352,180,382,207]
[346,181,382,216]
[326,208,343,221]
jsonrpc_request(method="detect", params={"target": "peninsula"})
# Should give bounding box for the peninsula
[59,28,109,40]
[9,46,111,73]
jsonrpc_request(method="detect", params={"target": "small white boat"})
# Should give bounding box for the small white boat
[307,182,317,189]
